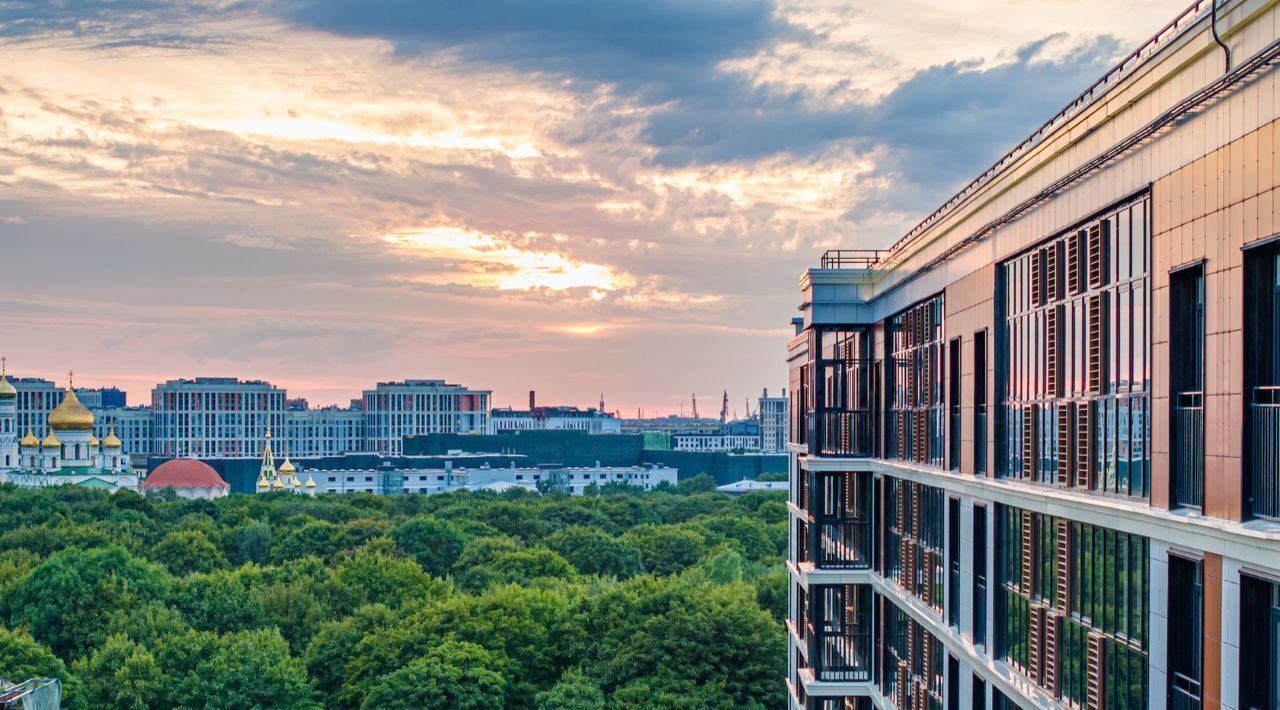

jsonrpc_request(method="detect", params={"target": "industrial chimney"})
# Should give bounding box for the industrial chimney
[529,390,536,410]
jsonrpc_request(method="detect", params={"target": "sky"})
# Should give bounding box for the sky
[0,0,1187,413]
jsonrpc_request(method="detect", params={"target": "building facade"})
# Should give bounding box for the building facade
[786,3,1280,709]
[151,377,285,459]
[760,388,790,453]
[91,406,153,458]
[307,462,676,496]
[362,380,490,456]
[488,406,622,434]
[286,405,365,458]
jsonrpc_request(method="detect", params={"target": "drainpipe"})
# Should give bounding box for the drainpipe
[1211,0,1232,73]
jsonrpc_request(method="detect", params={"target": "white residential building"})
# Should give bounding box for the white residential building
[362,380,490,456]
[488,406,621,434]
[286,406,365,458]
[308,462,676,495]
[757,388,788,453]
[151,377,286,459]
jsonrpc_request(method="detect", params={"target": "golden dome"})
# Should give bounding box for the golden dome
[20,429,38,448]
[292,477,302,489]
[41,431,62,449]
[278,458,295,475]
[257,477,270,489]
[103,428,122,449]
[271,478,284,490]
[0,374,15,400]
[305,475,316,489]
[89,434,100,448]
[48,389,94,431]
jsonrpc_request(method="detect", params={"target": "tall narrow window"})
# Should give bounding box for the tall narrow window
[1240,574,1280,709]
[1245,244,1280,518]
[975,331,988,476]
[973,504,988,647]
[948,497,961,627]
[947,654,960,710]
[973,675,987,710]
[1168,554,1203,708]
[950,338,962,470]
[1171,265,1205,509]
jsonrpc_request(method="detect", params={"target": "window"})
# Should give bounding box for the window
[887,295,946,466]
[996,504,1148,708]
[948,497,961,627]
[949,338,962,470]
[996,195,1150,498]
[974,504,988,648]
[975,330,988,476]
[882,477,945,611]
[1240,574,1280,710]
[1245,242,1280,518]
[1170,265,1205,509]
[1167,555,1202,708]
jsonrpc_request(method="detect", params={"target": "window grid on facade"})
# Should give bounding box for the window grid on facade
[997,195,1150,498]
[887,294,945,467]
[882,476,945,613]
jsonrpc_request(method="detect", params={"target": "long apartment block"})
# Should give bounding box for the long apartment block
[786,1,1280,709]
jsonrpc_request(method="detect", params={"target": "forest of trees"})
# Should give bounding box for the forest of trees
[0,475,787,709]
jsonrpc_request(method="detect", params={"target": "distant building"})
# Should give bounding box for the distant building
[11,377,64,439]
[489,405,620,434]
[75,387,126,408]
[620,415,721,435]
[151,377,285,459]
[91,405,153,458]
[672,419,761,452]
[306,461,676,496]
[286,404,365,458]
[716,479,787,495]
[757,388,787,453]
[362,380,490,456]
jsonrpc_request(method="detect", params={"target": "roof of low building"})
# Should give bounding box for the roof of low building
[142,459,228,489]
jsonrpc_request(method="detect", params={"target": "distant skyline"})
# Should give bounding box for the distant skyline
[0,0,1187,412]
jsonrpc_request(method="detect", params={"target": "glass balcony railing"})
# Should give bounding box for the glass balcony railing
[1173,391,1204,509]
[815,518,872,569]
[1251,386,1280,519]
[812,625,872,682]
[816,410,875,457]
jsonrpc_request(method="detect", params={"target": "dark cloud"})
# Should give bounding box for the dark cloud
[0,0,246,47]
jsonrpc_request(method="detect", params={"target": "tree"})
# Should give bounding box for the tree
[303,604,394,701]
[535,668,605,710]
[334,549,444,609]
[6,545,170,658]
[0,627,67,685]
[70,634,165,710]
[620,525,707,576]
[389,518,466,578]
[361,641,506,710]
[233,521,272,565]
[546,526,641,578]
[153,529,227,575]
[677,473,717,493]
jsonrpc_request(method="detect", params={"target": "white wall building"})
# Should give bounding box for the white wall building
[488,406,621,434]
[671,432,761,452]
[362,380,490,456]
[309,462,677,496]
[286,406,365,458]
[151,377,285,459]
[757,388,788,454]
[91,406,153,458]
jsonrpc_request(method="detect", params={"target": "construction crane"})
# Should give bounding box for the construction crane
[691,393,699,419]
[719,390,729,424]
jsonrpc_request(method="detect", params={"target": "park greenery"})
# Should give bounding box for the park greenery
[0,474,787,709]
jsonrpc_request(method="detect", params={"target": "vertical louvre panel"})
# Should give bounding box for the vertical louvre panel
[1086,632,1108,710]
[1044,609,1062,695]
[911,485,921,538]
[1076,402,1094,488]
[1031,249,1044,307]
[1088,293,1107,394]
[914,409,926,462]
[902,537,914,593]
[1020,511,1034,593]
[897,661,910,709]
[1057,403,1073,485]
[1046,242,1061,302]
[1055,520,1071,613]
[1087,221,1108,289]
[1047,305,1060,397]
[1021,405,1037,480]
[1028,603,1045,683]
[1068,230,1083,295]
[921,549,933,605]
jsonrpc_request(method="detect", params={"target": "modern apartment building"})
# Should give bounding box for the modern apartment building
[11,377,64,439]
[285,405,366,458]
[151,378,286,458]
[761,388,790,453]
[786,2,1280,709]
[362,380,490,455]
[91,406,153,458]
[488,405,622,434]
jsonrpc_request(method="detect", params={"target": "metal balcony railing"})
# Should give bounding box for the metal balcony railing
[819,249,885,269]
[1251,386,1280,519]
[815,519,872,569]
[1169,672,1202,710]
[813,627,872,682]
[817,410,875,457]
[974,579,988,646]
[1173,391,1204,509]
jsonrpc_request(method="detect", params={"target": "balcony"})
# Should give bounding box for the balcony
[809,585,873,683]
[1169,672,1202,710]
[811,471,873,570]
[816,410,876,458]
[1173,391,1204,509]
[1251,386,1280,519]
[815,518,872,569]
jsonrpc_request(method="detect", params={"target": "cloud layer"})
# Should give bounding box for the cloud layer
[0,0,1186,410]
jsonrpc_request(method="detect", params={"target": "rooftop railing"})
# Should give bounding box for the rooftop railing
[818,249,885,269]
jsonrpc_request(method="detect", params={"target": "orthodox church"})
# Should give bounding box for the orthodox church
[0,368,137,491]
[256,430,315,495]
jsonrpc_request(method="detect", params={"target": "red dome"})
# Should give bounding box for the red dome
[142,459,229,489]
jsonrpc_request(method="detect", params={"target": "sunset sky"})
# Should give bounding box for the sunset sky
[0,0,1187,412]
